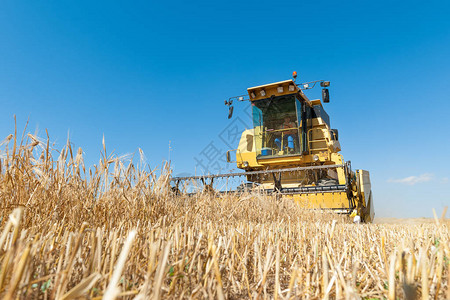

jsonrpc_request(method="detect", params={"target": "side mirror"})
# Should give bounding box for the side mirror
[225,99,234,119]
[320,81,330,87]
[226,151,231,163]
[228,106,234,119]
[331,129,338,140]
[322,88,330,103]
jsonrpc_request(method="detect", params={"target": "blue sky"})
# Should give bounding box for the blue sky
[0,0,449,217]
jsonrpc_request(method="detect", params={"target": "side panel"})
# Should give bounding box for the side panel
[356,169,375,222]
[367,192,375,222]
[357,170,371,207]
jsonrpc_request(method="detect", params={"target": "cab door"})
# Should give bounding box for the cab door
[295,99,307,154]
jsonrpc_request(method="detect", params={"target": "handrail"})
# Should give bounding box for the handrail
[266,127,299,133]
[264,127,300,151]
[226,149,242,163]
[307,128,329,154]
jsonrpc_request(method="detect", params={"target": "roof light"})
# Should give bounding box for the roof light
[292,71,297,80]
[277,86,284,93]
[260,90,266,97]
[250,92,256,99]
[288,85,295,92]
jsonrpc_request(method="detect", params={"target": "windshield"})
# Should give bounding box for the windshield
[252,95,302,158]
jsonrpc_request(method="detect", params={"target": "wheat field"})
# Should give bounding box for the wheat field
[0,128,448,299]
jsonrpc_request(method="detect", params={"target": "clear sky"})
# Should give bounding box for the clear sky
[1,0,449,218]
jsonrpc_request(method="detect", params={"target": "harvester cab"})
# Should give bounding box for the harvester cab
[172,72,374,223]
[232,78,337,165]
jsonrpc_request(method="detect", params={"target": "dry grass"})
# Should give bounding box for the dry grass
[0,127,448,299]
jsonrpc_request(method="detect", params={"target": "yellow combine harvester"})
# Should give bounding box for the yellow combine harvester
[172,73,374,222]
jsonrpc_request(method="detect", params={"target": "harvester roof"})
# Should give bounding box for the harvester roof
[247,79,311,105]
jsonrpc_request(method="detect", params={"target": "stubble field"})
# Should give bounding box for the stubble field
[0,131,448,299]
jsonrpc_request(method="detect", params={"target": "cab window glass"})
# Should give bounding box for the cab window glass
[251,95,301,158]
